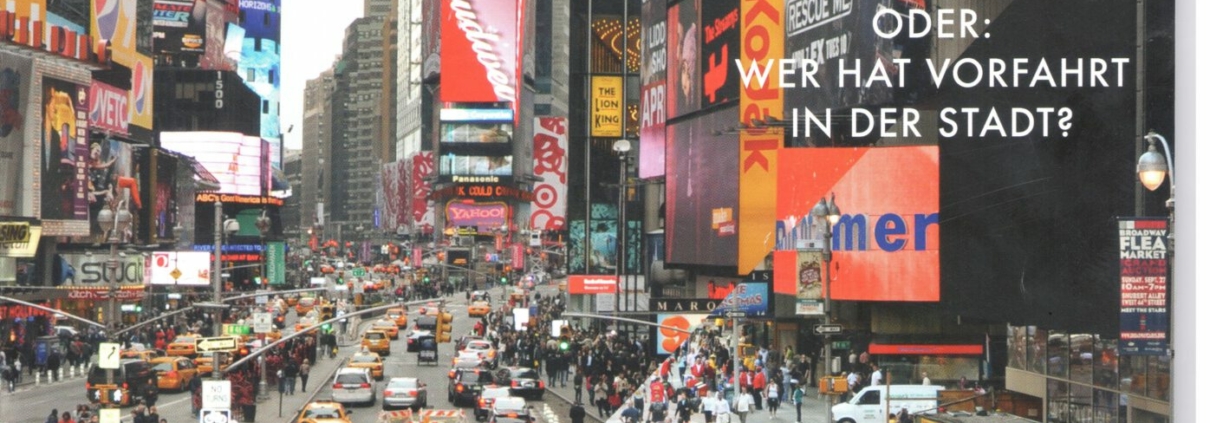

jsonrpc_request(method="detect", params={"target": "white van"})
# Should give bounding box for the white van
[831,385,942,423]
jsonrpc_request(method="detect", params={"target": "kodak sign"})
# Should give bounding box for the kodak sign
[737,0,784,274]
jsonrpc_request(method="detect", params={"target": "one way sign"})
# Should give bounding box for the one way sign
[814,324,843,335]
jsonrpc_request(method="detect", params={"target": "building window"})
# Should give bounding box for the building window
[1048,331,1068,378]
[1028,327,1046,374]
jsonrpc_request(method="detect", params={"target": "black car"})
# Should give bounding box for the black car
[448,368,495,406]
[86,359,159,406]
[407,330,435,352]
[500,367,544,400]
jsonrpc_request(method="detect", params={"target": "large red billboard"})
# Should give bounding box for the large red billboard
[776,147,940,302]
[530,117,568,231]
[440,0,520,105]
[411,152,435,228]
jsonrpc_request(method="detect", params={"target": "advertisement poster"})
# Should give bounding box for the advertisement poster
[530,117,568,231]
[777,146,939,302]
[793,250,824,315]
[665,106,738,266]
[153,0,207,54]
[666,0,699,120]
[782,0,895,112]
[446,202,509,232]
[88,81,129,135]
[567,203,641,275]
[160,132,263,196]
[85,138,139,244]
[655,313,707,355]
[0,52,32,216]
[590,76,623,137]
[638,0,667,179]
[1118,218,1168,355]
[40,77,89,225]
[736,0,783,275]
[709,280,769,318]
[267,241,286,285]
[441,0,519,105]
[698,1,738,107]
[148,251,211,285]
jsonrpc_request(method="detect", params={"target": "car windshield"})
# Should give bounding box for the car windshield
[466,342,491,350]
[151,362,175,372]
[351,355,379,363]
[389,379,418,388]
[303,406,342,419]
[494,398,527,412]
[482,388,510,399]
[365,332,385,340]
[375,320,394,327]
[460,371,492,383]
[457,352,479,360]
[494,417,529,423]
[174,337,195,344]
[335,373,368,385]
[511,369,540,379]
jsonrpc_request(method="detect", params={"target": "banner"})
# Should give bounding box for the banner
[709,280,769,318]
[129,54,154,131]
[666,0,700,119]
[148,251,211,285]
[382,160,407,231]
[530,117,568,231]
[1118,218,1169,355]
[267,241,285,285]
[54,252,146,286]
[86,138,139,244]
[590,76,623,137]
[441,0,519,105]
[0,52,32,216]
[655,313,707,355]
[411,151,435,227]
[777,147,939,302]
[737,0,784,274]
[568,275,617,294]
[794,250,824,315]
[89,81,129,135]
[699,1,739,107]
[40,77,90,227]
[638,0,667,178]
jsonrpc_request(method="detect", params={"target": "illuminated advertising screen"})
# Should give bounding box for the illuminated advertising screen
[148,251,212,285]
[441,123,514,143]
[698,1,738,108]
[153,0,206,54]
[638,0,667,179]
[655,313,707,355]
[0,52,32,217]
[441,0,519,104]
[567,204,641,275]
[439,155,513,176]
[445,201,510,233]
[237,0,282,169]
[160,131,264,196]
[665,106,738,266]
[666,0,699,120]
[40,77,89,228]
[199,0,240,71]
[85,138,139,244]
[783,0,895,112]
[776,146,939,302]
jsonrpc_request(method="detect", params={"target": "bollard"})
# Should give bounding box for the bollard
[35,372,41,385]
[58,368,63,381]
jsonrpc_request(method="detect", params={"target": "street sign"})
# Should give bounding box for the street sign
[832,340,851,350]
[724,311,746,318]
[814,324,843,335]
[252,312,273,334]
[99,342,121,369]
[352,267,367,278]
[200,408,232,423]
[195,336,239,353]
[99,409,120,423]
[202,381,231,409]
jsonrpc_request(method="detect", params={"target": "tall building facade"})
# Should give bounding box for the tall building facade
[301,68,336,232]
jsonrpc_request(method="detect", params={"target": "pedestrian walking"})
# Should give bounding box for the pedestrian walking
[733,387,755,423]
[570,402,587,423]
[47,349,61,382]
[573,368,584,403]
[284,361,299,395]
[791,380,805,423]
[675,392,693,423]
[712,390,732,423]
[60,411,75,423]
[46,409,60,423]
[146,406,160,423]
[300,359,311,392]
[766,380,780,417]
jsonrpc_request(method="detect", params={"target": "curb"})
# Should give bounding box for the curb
[545,384,606,423]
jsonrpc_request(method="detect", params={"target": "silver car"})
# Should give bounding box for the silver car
[331,367,377,406]
[383,377,428,410]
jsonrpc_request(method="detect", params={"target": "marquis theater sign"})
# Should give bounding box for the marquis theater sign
[445,201,509,231]
[0,1,109,65]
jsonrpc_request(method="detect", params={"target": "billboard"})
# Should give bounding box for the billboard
[1118,218,1168,355]
[590,76,623,137]
[200,0,240,71]
[91,0,139,67]
[698,1,738,108]
[411,151,435,228]
[638,0,667,179]
[567,203,641,275]
[160,131,263,196]
[441,122,514,143]
[736,0,783,274]
[153,0,207,54]
[53,252,145,286]
[655,313,707,355]
[666,0,699,120]
[382,160,408,231]
[445,201,509,232]
[129,54,155,131]
[439,155,513,176]
[529,117,568,231]
[0,52,32,217]
[783,0,895,112]
[440,0,520,105]
[148,251,211,285]
[40,77,89,225]
[237,0,282,169]
[709,280,769,317]
[568,275,617,294]
[88,81,129,135]
[266,241,285,285]
[777,146,939,302]
[665,106,738,266]
[85,138,140,244]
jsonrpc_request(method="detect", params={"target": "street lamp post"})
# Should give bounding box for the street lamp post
[97,197,132,395]
[254,210,271,400]
[1136,131,1175,413]
[811,194,840,423]
[612,140,631,333]
[212,201,240,379]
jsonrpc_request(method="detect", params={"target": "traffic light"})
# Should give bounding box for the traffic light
[499,275,508,285]
[423,275,431,283]
[435,310,453,343]
[558,336,570,351]
[321,322,332,333]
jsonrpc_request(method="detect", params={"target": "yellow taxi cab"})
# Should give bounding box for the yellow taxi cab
[467,301,491,317]
[362,330,392,356]
[347,352,385,380]
[150,356,199,392]
[386,307,408,328]
[120,348,159,362]
[265,327,284,342]
[372,319,400,340]
[194,353,231,374]
[166,334,200,357]
[297,400,353,423]
[296,297,317,315]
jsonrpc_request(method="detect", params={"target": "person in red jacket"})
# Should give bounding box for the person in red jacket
[752,367,766,410]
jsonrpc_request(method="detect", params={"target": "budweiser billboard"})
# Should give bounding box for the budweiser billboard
[529,117,568,231]
[440,0,521,105]
[568,275,618,294]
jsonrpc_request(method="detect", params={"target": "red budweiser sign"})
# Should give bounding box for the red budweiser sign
[440,0,521,104]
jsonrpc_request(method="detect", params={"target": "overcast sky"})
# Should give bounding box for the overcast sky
[280,1,365,150]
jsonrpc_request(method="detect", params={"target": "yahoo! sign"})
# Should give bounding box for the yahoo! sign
[446,201,509,230]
